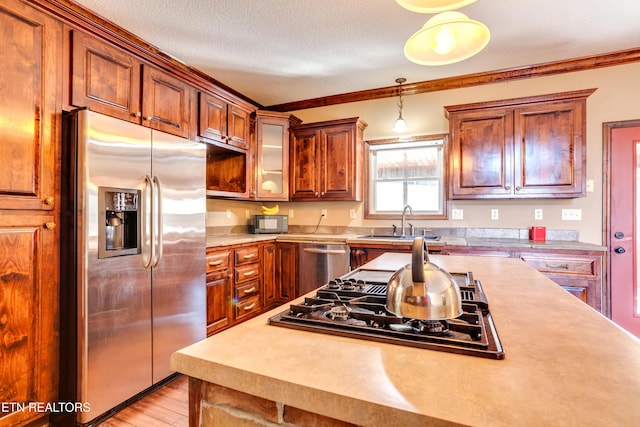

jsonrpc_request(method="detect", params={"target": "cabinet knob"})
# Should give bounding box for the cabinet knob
[45,222,56,230]
[44,196,54,206]
[505,185,511,190]
[315,192,319,197]
[516,186,522,191]
[146,116,153,121]
[614,247,626,254]
[134,112,142,118]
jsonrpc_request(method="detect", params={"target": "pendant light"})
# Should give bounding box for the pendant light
[404,11,490,66]
[396,0,476,13]
[392,78,408,133]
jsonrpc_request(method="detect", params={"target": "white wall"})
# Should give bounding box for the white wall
[207,62,640,245]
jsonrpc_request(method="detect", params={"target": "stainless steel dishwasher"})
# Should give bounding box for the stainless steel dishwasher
[297,243,350,296]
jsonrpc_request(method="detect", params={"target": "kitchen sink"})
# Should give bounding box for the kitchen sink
[357,234,440,241]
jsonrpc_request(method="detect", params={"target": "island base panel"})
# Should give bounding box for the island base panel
[190,378,358,426]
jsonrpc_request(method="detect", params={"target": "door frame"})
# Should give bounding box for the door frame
[602,119,640,319]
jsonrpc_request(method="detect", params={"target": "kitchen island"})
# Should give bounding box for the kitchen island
[171,254,640,426]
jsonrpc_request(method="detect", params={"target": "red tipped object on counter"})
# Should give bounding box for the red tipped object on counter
[530,226,546,241]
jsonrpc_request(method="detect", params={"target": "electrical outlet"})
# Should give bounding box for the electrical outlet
[245,209,251,219]
[562,209,582,221]
[586,179,594,192]
[349,209,356,219]
[321,209,327,218]
[288,209,294,218]
[226,209,231,219]
[534,208,543,220]
[451,209,463,220]
[491,209,499,220]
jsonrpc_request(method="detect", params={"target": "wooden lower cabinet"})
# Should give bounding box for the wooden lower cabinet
[442,246,604,312]
[518,251,603,312]
[205,248,232,336]
[262,243,277,309]
[0,214,59,426]
[206,242,284,336]
[275,242,298,303]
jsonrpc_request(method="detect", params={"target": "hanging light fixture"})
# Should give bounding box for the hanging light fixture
[393,78,408,133]
[396,0,476,13]
[404,11,490,66]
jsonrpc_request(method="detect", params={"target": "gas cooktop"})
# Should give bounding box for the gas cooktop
[268,270,505,359]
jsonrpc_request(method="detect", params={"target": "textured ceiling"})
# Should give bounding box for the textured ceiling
[72,0,640,106]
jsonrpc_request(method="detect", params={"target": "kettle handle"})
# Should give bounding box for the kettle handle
[411,237,429,282]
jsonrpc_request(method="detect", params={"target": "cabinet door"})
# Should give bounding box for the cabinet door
[321,125,357,200]
[199,91,227,143]
[276,242,297,303]
[227,104,250,150]
[262,243,277,309]
[514,101,585,197]
[141,65,192,138]
[255,114,290,200]
[449,109,514,199]
[290,129,320,199]
[0,3,61,211]
[71,30,141,123]
[0,214,58,426]
[206,275,232,335]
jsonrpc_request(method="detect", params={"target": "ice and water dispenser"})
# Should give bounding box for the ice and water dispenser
[98,187,141,258]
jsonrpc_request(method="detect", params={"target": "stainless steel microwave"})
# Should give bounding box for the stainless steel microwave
[252,215,288,234]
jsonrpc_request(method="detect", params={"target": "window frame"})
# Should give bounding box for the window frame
[364,134,449,220]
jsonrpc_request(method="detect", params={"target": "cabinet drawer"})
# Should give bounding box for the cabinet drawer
[520,255,596,277]
[206,249,231,272]
[235,295,261,321]
[235,263,260,283]
[235,246,260,265]
[235,280,260,300]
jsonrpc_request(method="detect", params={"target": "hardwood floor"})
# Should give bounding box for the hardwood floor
[98,375,188,427]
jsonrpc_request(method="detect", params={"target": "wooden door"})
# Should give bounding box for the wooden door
[227,104,250,150]
[514,100,585,197]
[290,129,320,199]
[0,214,59,426]
[609,124,640,338]
[262,243,277,309]
[141,65,192,138]
[449,109,513,198]
[198,91,227,144]
[321,125,355,200]
[0,2,61,211]
[71,30,141,123]
[276,242,297,303]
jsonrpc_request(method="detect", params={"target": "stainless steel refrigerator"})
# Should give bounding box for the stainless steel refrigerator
[60,109,206,425]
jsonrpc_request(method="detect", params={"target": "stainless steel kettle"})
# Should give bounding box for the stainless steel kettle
[386,237,463,320]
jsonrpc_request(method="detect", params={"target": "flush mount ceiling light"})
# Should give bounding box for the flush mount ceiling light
[404,11,490,66]
[392,78,408,133]
[396,0,476,13]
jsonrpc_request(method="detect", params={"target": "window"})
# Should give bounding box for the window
[365,134,447,219]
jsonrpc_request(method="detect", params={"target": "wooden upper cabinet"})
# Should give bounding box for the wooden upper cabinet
[141,65,192,138]
[254,111,300,201]
[198,91,251,150]
[71,30,193,138]
[290,117,367,201]
[71,30,141,123]
[0,1,61,211]
[446,89,596,199]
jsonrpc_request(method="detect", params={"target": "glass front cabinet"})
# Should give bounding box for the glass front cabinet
[254,111,301,200]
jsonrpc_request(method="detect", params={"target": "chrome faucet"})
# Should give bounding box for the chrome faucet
[401,204,413,236]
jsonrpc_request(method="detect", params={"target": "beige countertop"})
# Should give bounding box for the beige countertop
[206,232,606,252]
[171,254,639,426]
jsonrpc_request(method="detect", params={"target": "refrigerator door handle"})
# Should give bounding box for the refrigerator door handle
[142,174,154,269]
[152,176,163,267]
